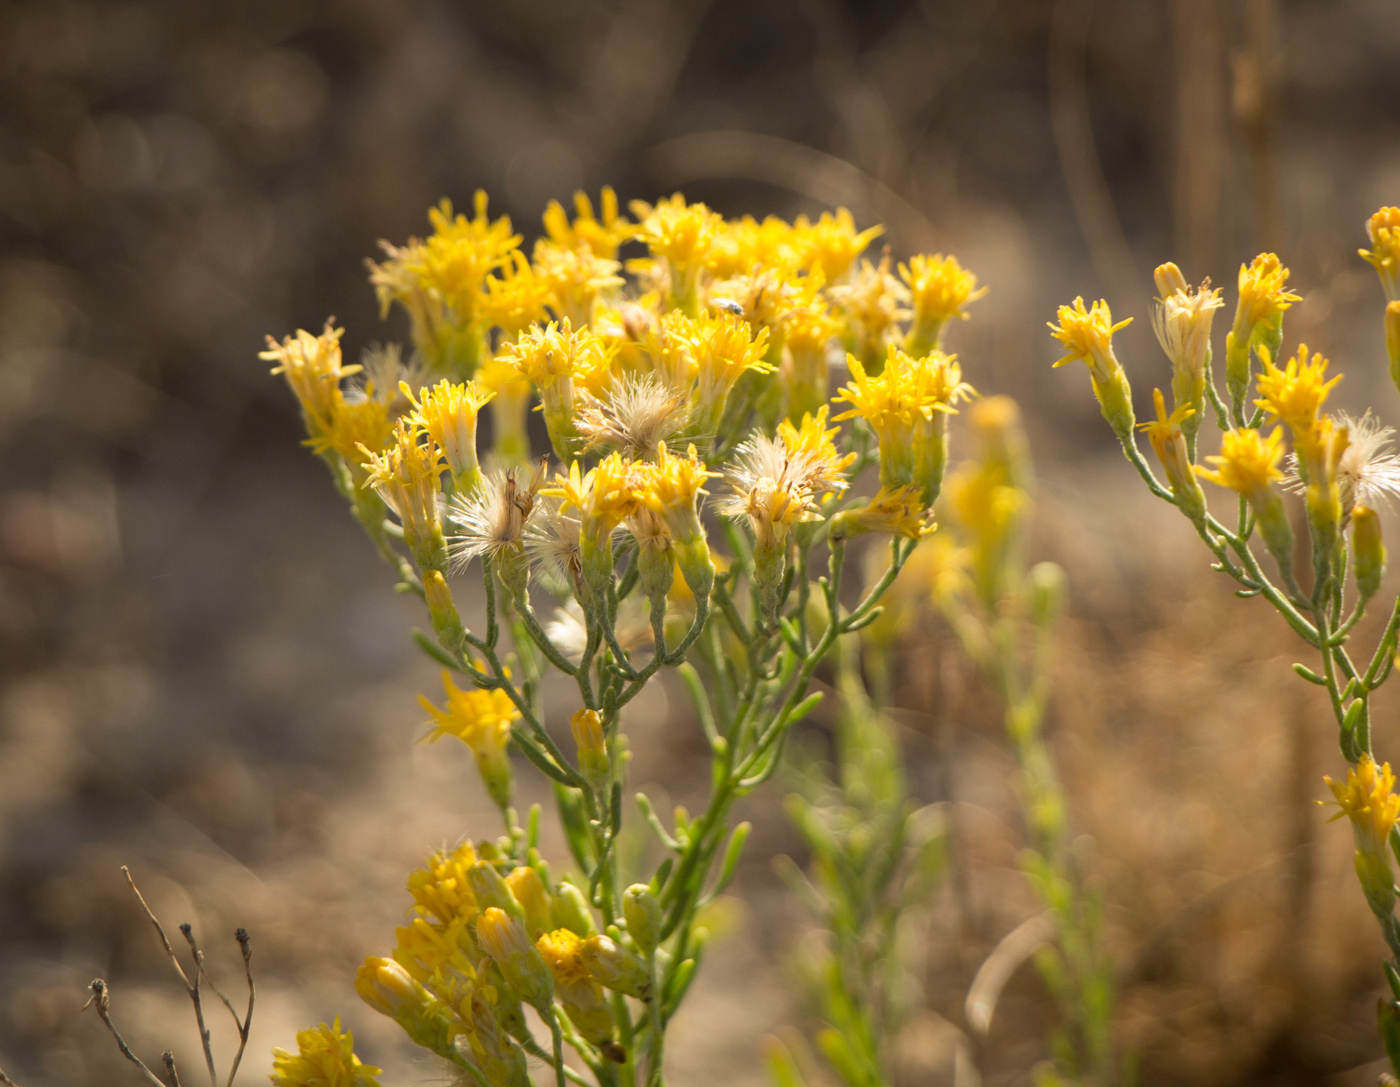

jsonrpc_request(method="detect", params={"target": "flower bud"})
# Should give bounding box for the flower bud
[570,709,609,790]
[1387,301,1400,396]
[504,866,553,938]
[673,536,715,603]
[355,957,454,1053]
[1353,505,1387,602]
[477,907,554,1012]
[579,934,652,999]
[637,535,676,600]
[551,880,597,937]
[622,885,661,955]
[422,571,466,650]
[1029,562,1066,627]
[467,862,524,919]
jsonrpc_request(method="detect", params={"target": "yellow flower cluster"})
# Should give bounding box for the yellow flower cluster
[270,1018,381,1087]
[1361,206,1400,301]
[347,840,665,1079]
[418,670,520,810]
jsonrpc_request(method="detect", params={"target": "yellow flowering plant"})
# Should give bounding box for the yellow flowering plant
[1053,209,1400,1074]
[264,189,990,1087]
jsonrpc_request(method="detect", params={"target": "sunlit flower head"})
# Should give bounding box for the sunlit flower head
[359,420,445,568]
[406,193,521,323]
[637,442,715,537]
[1048,297,1132,383]
[542,187,632,260]
[548,453,645,541]
[831,485,933,540]
[270,1018,382,1087]
[1152,269,1223,435]
[899,253,987,349]
[448,460,548,567]
[1286,411,1400,514]
[524,496,583,592]
[628,193,725,304]
[418,671,518,809]
[392,914,476,996]
[794,207,882,283]
[576,373,691,460]
[1361,206,1400,300]
[1233,252,1301,335]
[723,433,822,552]
[829,251,911,362]
[482,248,552,334]
[1196,426,1286,502]
[403,378,494,488]
[777,407,856,497]
[407,841,481,926]
[1254,343,1342,435]
[1326,756,1400,857]
[504,319,612,391]
[262,321,356,440]
[532,238,624,328]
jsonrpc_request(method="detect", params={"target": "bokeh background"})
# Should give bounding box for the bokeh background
[2,0,1399,1084]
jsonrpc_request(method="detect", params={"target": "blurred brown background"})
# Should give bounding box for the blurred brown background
[1,0,1399,1084]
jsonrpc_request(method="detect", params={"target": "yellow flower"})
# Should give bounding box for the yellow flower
[830,485,933,541]
[723,433,823,553]
[408,194,522,323]
[834,346,973,503]
[1234,252,1301,332]
[355,957,454,1053]
[403,379,493,493]
[777,406,857,496]
[506,319,612,391]
[1255,343,1342,436]
[709,215,803,279]
[1360,206,1400,300]
[537,929,616,1045]
[504,865,553,938]
[270,1018,382,1087]
[359,420,446,570]
[629,193,725,311]
[392,915,477,994]
[418,671,518,809]
[1151,265,1223,445]
[542,187,632,260]
[1048,296,1135,440]
[829,252,910,365]
[317,396,393,471]
[1196,426,1286,499]
[477,907,553,1011]
[637,442,714,539]
[504,319,613,459]
[532,238,624,328]
[407,841,481,926]
[263,322,356,442]
[899,253,987,355]
[537,927,592,985]
[1048,297,1132,379]
[550,454,645,541]
[1326,756,1400,857]
[482,249,551,335]
[793,207,883,283]
[1138,389,1207,525]
[687,310,773,432]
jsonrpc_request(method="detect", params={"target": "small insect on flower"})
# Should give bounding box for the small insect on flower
[447,459,548,568]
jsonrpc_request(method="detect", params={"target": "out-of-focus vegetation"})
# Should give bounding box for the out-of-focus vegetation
[2,1,1400,1085]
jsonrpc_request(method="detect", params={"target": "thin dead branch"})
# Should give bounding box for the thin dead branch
[83,979,170,1087]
